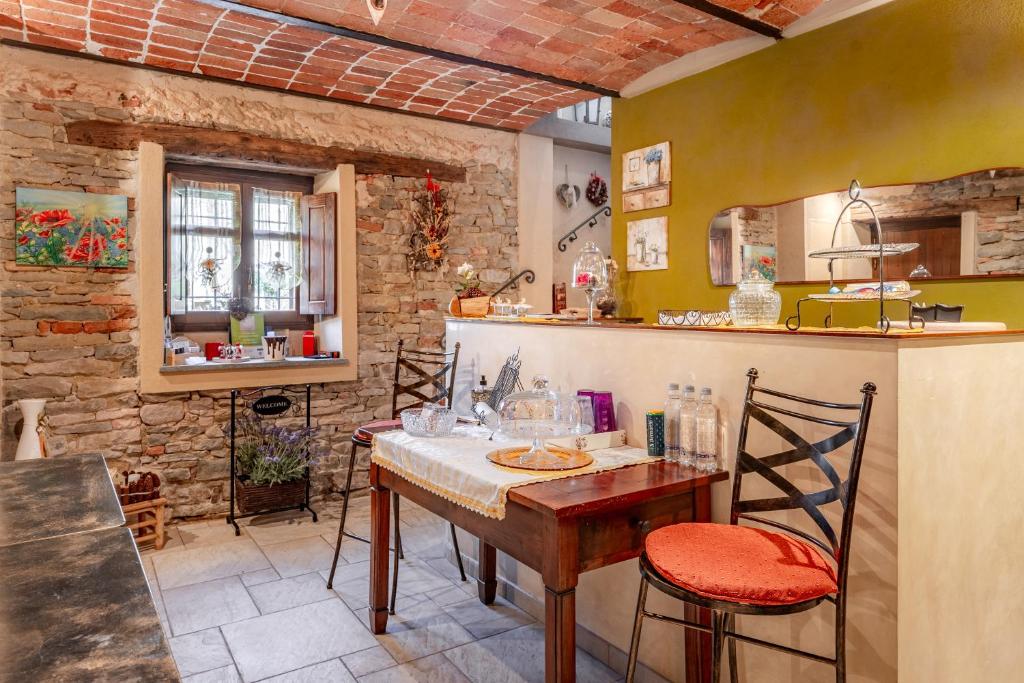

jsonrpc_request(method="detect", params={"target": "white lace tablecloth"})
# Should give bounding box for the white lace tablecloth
[370,425,657,520]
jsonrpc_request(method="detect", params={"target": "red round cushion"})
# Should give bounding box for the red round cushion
[354,418,402,443]
[645,523,837,606]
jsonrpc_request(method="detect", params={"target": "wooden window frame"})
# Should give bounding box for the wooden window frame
[165,163,314,332]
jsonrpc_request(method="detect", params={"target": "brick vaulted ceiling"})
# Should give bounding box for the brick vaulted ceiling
[0,0,827,131]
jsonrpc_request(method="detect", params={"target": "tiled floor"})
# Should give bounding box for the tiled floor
[143,497,622,683]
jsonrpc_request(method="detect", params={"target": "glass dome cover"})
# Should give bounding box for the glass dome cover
[497,376,588,467]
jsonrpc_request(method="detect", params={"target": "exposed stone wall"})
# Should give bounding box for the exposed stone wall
[733,206,777,273]
[855,170,1024,274]
[1,47,518,518]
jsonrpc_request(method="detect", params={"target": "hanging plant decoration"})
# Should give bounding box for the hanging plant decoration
[586,172,608,206]
[409,170,452,273]
[228,296,252,321]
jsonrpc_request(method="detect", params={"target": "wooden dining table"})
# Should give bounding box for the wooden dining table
[368,459,728,683]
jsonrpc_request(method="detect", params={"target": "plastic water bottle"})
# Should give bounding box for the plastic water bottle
[664,383,682,462]
[695,388,718,472]
[680,385,698,466]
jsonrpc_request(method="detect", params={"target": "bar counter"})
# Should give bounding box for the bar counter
[445,317,1024,683]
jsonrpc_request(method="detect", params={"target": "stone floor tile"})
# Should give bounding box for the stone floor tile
[241,567,281,587]
[357,653,472,683]
[258,658,355,682]
[182,664,242,683]
[367,593,475,664]
[319,535,370,564]
[261,536,336,578]
[246,572,336,614]
[163,576,260,636]
[245,516,330,546]
[153,539,270,590]
[222,599,377,682]
[341,645,397,678]
[424,581,476,607]
[169,628,235,677]
[393,558,456,597]
[439,595,534,640]
[317,562,371,610]
[443,624,618,683]
[179,520,252,548]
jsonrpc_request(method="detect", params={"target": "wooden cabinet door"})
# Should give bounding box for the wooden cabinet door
[299,192,336,315]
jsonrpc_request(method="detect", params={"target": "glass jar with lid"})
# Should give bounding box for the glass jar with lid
[497,376,581,467]
[729,270,782,326]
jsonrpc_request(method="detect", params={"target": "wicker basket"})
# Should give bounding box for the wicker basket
[449,295,491,318]
[235,476,306,515]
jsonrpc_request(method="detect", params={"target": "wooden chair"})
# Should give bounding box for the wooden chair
[625,369,876,683]
[326,340,467,606]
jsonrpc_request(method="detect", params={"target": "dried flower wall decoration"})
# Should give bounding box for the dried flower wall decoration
[409,170,453,273]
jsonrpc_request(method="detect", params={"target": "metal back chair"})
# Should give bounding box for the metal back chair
[327,341,467,596]
[391,340,460,417]
[626,368,875,683]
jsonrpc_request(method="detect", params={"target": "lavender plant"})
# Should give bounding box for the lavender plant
[237,416,323,486]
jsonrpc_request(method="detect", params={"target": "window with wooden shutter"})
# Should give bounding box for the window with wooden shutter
[164,164,315,331]
[299,192,336,316]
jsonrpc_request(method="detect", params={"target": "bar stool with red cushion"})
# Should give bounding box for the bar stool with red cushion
[626,369,876,683]
[326,340,468,601]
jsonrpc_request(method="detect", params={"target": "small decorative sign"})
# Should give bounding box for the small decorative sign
[252,395,292,417]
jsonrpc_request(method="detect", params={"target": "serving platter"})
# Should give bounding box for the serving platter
[486,446,593,471]
[808,289,921,302]
[807,242,919,260]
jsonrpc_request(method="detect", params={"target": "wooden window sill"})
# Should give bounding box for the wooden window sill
[159,356,349,375]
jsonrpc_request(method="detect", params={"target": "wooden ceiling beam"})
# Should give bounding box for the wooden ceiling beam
[671,0,784,40]
[66,120,466,182]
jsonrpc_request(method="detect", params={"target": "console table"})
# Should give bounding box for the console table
[368,460,727,683]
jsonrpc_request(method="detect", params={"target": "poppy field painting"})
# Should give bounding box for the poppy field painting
[15,188,129,268]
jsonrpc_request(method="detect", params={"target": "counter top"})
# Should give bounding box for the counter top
[160,355,349,374]
[0,453,124,547]
[447,316,1024,340]
[0,527,179,682]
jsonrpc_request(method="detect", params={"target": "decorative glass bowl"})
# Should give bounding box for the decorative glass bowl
[400,406,457,437]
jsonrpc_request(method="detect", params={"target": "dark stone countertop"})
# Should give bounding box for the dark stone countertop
[0,526,179,682]
[0,454,125,547]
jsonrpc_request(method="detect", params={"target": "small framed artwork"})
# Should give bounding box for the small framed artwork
[15,188,129,267]
[627,217,669,271]
[741,245,777,281]
[622,141,671,213]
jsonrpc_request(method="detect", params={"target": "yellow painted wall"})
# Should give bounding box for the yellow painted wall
[612,0,1024,327]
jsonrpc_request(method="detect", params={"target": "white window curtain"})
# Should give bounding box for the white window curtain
[168,176,242,314]
[252,187,303,312]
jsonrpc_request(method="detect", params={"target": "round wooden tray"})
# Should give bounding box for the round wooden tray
[486,446,594,471]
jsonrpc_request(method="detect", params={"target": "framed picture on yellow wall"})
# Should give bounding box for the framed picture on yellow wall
[622,142,671,213]
[627,217,668,271]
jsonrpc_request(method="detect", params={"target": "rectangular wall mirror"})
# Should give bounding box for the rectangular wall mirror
[709,169,1024,285]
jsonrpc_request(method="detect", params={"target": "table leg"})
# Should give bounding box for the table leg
[368,468,391,634]
[478,540,496,605]
[544,586,576,683]
[685,481,713,683]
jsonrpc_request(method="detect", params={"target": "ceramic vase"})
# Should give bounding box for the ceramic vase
[15,399,46,460]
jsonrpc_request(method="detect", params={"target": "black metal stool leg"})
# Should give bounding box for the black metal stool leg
[449,522,467,582]
[625,578,649,683]
[390,492,401,614]
[712,610,725,683]
[327,440,361,589]
[727,612,738,683]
